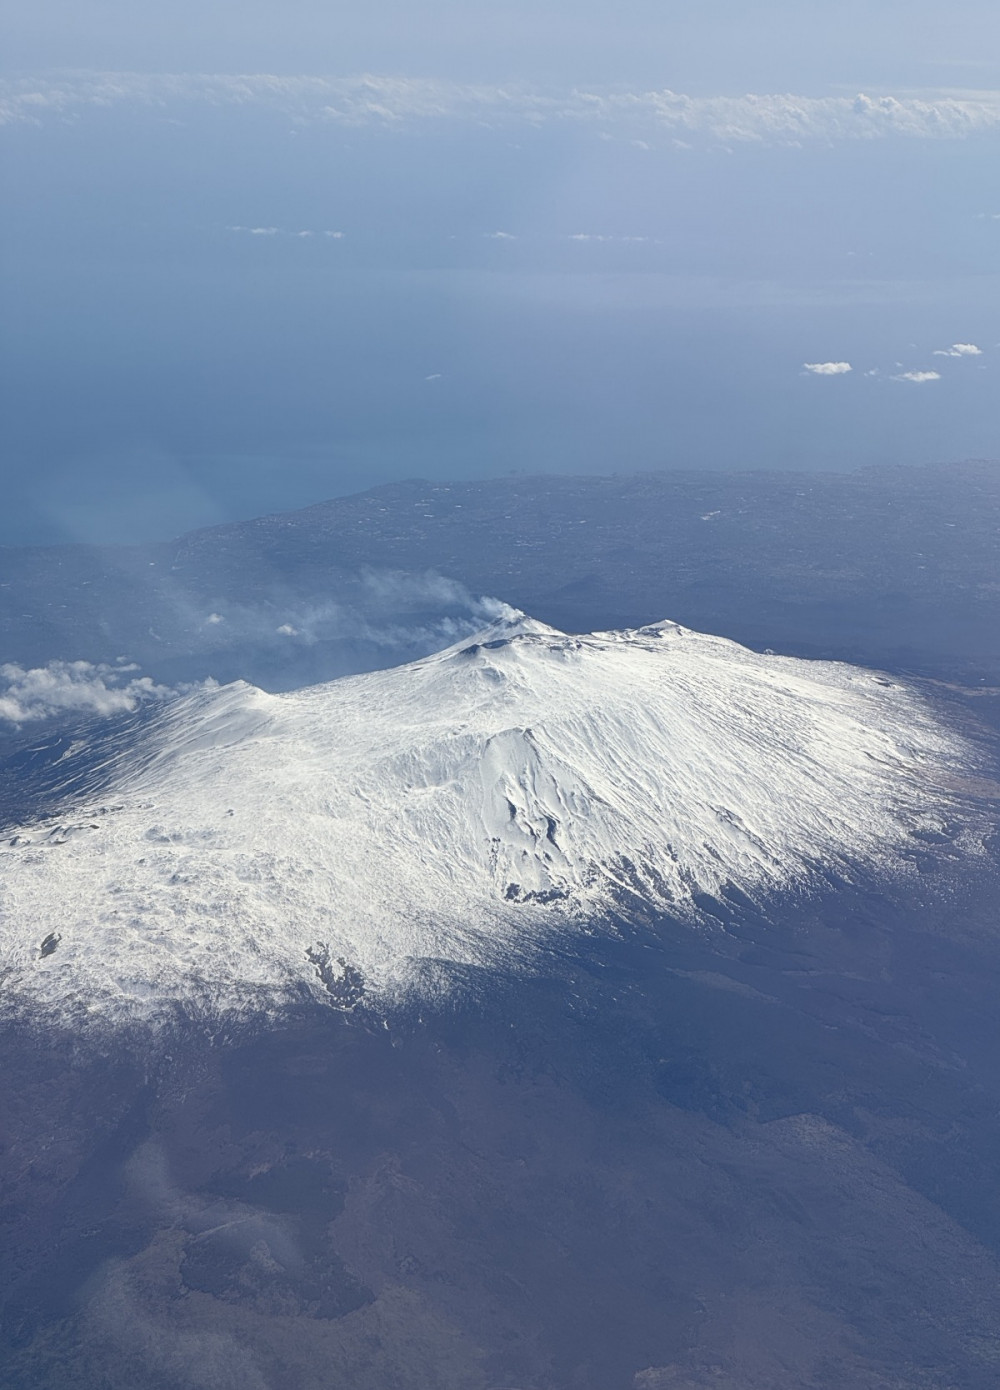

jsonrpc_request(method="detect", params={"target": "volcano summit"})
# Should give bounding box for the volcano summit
[0,615,981,1026]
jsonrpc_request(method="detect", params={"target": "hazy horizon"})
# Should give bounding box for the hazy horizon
[3,2,1000,545]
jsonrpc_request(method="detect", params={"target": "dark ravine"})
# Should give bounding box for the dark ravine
[3,863,1000,1390]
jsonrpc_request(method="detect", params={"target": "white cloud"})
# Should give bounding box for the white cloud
[424,372,442,380]
[933,342,983,356]
[0,661,180,727]
[485,230,516,239]
[892,369,942,382]
[5,73,1000,147]
[567,233,651,243]
[803,361,852,375]
[228,224,345,240]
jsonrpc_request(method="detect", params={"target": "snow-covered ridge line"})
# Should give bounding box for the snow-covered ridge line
[0,614,986,1027]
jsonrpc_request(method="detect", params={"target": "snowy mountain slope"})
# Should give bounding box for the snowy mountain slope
[0,615,984,1025]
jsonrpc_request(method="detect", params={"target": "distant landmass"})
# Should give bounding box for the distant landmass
[1,461,999,691]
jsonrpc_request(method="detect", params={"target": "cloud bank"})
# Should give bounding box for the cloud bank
[0,571,516,724]
[4,73,1000,146]
[0,661,182,727]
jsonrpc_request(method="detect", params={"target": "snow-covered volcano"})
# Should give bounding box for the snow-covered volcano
[0,615,981,1024]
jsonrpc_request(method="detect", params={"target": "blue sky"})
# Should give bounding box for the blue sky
[2,2,999,543]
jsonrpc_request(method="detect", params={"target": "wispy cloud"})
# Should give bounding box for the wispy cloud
[4,73,1000,146]
[226,224,344,238]
[932,342,983,356]
[803,361,852,375]
[183,569,514,656]
[0,571,512,723]
[892,369,942,382]
[567,233,652,243]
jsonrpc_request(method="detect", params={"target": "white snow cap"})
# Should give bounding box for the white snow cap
[0,614,980,1025]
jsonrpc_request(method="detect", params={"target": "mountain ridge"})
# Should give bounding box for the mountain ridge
[0,613,985,1030]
